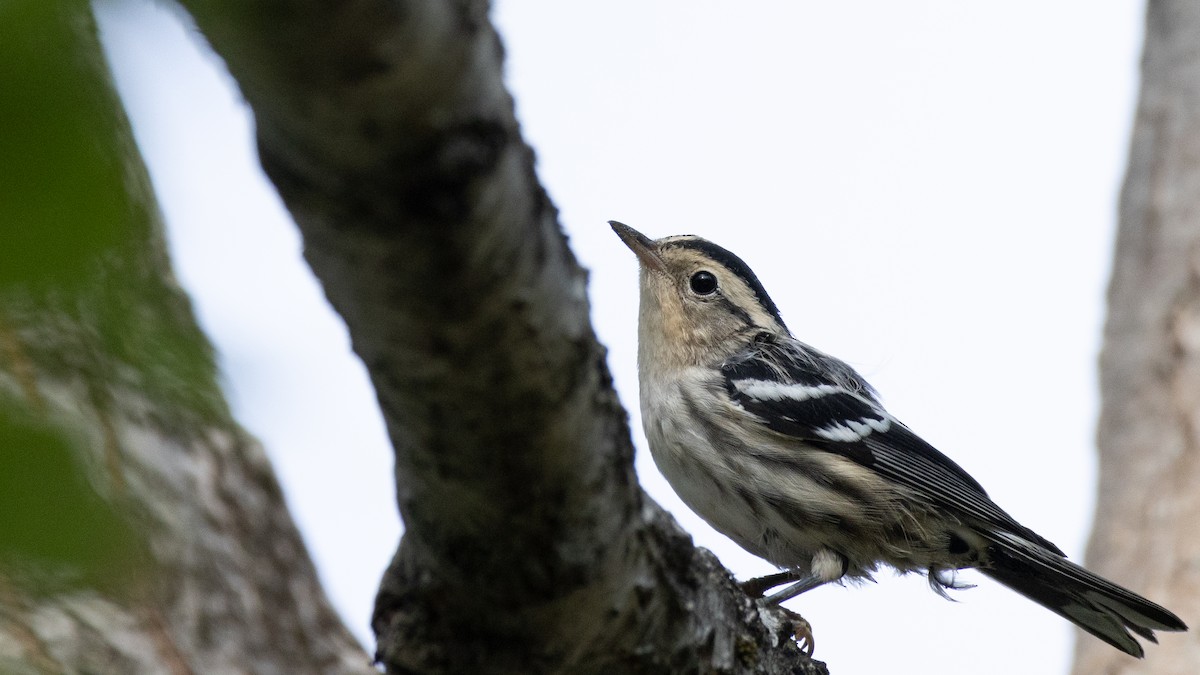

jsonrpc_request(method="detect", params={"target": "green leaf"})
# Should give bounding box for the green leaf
[0,0,126,288]
[0,402,143,594]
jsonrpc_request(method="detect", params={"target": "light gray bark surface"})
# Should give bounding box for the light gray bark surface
[1077,0,1200,672]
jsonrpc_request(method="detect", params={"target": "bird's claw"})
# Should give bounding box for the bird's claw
[780,606,814,656]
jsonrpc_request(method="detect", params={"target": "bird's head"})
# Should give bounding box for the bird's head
[610,220,788,368]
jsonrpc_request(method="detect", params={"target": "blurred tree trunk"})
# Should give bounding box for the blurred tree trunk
[0,2,372,672]
[1,0,821,673]
[1076,0,1200,672]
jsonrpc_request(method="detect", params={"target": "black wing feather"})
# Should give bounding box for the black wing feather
[722,332,1064,556]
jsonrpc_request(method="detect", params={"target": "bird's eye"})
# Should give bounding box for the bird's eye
[689,271,718,295]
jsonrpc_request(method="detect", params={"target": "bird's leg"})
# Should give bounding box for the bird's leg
[740,570,805,598]
[741,574,820,656]
[758,574,824,656]
[747,552,847,656]
[761,573,825,605]
[753,549,846,603]
[740,572,823,657]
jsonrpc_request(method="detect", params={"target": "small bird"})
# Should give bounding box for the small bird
[610,220,1187,657]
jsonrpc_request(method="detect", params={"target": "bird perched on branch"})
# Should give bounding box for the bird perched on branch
[611,220,1186,657]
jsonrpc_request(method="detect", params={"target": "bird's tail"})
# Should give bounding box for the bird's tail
[979,531,1187,657]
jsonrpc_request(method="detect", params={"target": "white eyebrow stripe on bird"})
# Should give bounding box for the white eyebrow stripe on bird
[815,416,892,442]
[732,379,843,402]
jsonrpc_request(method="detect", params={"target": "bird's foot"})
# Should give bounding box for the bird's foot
[780,606,814,656]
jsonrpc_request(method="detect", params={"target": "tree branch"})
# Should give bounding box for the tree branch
[176,0,823,671]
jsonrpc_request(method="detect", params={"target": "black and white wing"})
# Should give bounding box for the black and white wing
[721,332,1062,555]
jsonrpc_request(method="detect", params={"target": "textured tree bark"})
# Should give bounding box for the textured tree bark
[0,2,371,673]
[175,0,823,672]
[1076,0,1200,672]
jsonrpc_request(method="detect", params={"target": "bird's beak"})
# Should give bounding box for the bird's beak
[610,221,666,273]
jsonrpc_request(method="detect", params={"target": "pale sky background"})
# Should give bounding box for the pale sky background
[95,1,1153,672]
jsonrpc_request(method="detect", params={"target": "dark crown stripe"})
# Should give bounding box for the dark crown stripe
[667,238,788,331]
